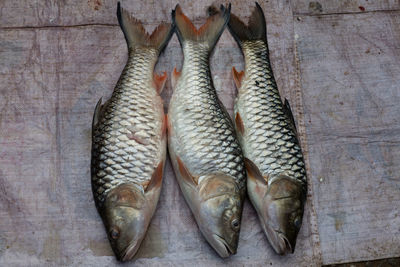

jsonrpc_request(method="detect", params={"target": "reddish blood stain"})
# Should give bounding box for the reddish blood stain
[359,6,365,11]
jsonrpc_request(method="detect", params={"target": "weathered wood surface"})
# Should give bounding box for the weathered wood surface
[292,0,400,15]
[0,0,398,266]
[294,9,400,265]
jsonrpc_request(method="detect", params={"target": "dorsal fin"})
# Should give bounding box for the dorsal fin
[283,98,298,135]
[92,97,103,129]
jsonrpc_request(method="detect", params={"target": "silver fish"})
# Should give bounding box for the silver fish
[91,3,173,261]
[168,4,246,258]
[228,3,307,255]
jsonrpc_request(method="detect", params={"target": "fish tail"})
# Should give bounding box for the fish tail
[228,2,266,47]
[117,2,173,54]
[172,4,230,52]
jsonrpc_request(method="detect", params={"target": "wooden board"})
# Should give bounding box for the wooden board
[292,0,400,15]
[294,8,400,265]
[0,0,399,266]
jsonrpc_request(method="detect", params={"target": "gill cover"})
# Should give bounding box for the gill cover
[102,161,164,261]
[174,156,243,258]
[246,158,305,255]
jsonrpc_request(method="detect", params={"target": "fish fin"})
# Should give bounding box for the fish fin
[283,98,297,134]
[117,2,173,53]
[171,67,181,89]
[154,71,167,94]
[232,67,244,89]
[148,22,175,53]
[162,114,168,139]
[145,161,164,192]
[166,113,172,134]
[172,4,230,52]
[235,112,245,135]
[244,158,267,184]
[92,97,103,129]
[228,2,266,47]
[176,156,198,186]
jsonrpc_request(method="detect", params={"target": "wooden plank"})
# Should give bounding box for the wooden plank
[0,0,194,28]
[294,10,400,265]
[0,1,321,265]
[292,0,400,15]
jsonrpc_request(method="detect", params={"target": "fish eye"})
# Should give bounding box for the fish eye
[109,228,120,240]
[294,217,301,228]
[231,218,240,231]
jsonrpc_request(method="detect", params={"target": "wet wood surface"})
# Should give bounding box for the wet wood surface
[0,0,398,266]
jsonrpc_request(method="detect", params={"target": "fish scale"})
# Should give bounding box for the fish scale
[168,4,245,257]
[169,42,246,188]
[229,3,306,255]
[91,47,165,207]
[236,40,306,187]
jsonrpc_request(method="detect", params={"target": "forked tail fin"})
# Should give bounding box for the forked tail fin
[117,2,173,54]
[172,4,230,52]
[228,2,266,47]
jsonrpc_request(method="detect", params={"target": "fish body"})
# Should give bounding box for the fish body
[91,3,173,261]
[168,5,246,258]
[228,3,307,255]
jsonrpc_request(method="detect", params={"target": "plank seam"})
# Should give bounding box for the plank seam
[0,23,118,30]
[294,8,400,17]
[289,1,323,264]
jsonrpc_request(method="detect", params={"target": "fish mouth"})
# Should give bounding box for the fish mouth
[262,223,294,255]
[266,229,293,255]
[277,232,293,255]
[120,240,140,262]
[212,234,235,258]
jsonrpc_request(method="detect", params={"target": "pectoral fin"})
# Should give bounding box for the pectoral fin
[145,161,164,193]
[244,158,267,184]
[176,156,198,186]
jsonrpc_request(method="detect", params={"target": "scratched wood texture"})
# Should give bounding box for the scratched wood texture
[294,5,400,265]
[0,0,398,266]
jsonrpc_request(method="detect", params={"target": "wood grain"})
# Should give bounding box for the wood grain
[294,9,400,265]
[0,0,399,266]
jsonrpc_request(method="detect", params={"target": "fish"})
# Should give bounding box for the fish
[91,3,173,261]
[168,4,246,258]
[227,3,307,255]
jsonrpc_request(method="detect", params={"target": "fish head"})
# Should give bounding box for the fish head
[260,175,305,255]
[196,173,243,258]
[102,183,152,261]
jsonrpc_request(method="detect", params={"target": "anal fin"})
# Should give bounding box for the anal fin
[162,114,168,139]
[154,71,167,94]
[232,67,244,89]
[235,112,245,135]
[171,67,181,89]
